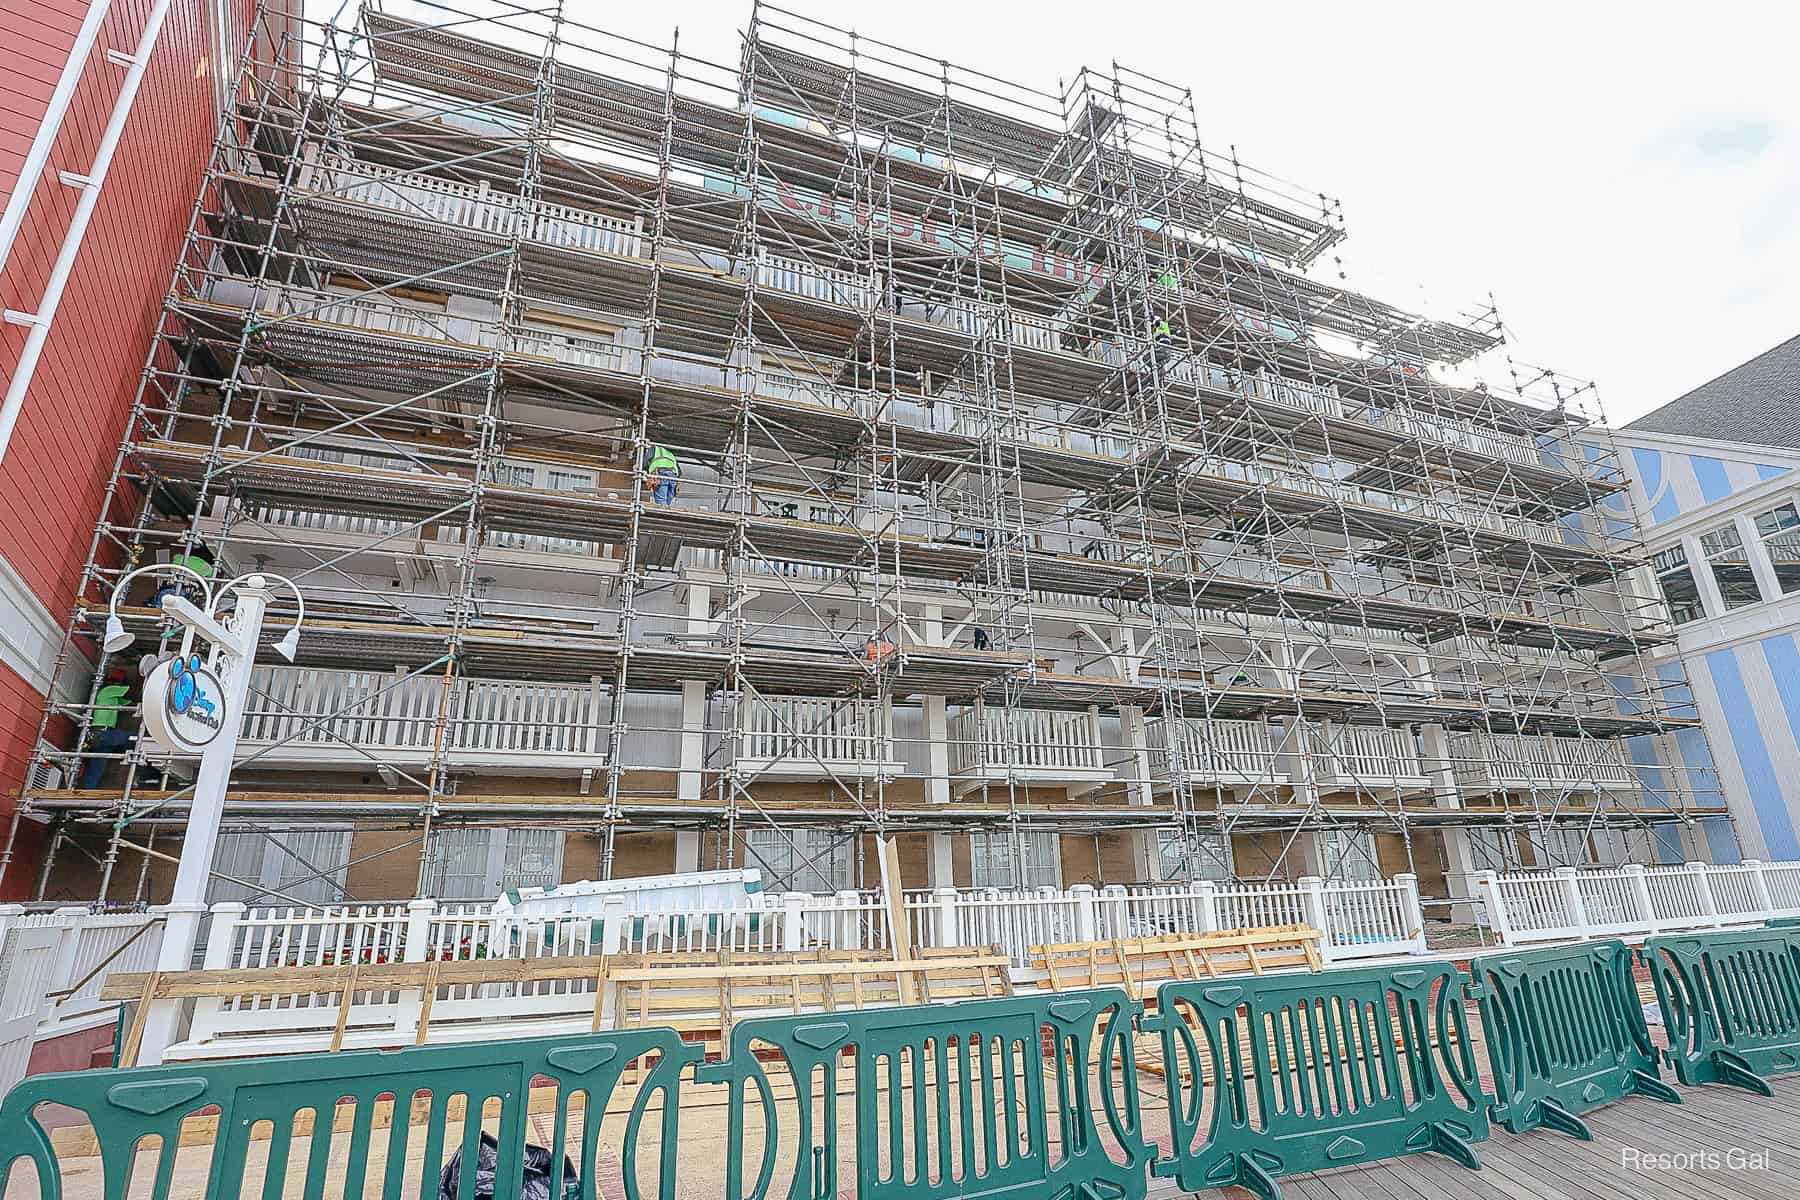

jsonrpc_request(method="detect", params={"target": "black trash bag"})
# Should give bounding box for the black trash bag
[438,1132,578,1200]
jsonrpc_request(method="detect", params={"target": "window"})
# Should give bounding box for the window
[970,830,1061,889]
[1154,830,1231,882]
[1755,502,1800,596]
[1699,523,1762,611]
[744,828,854,893]
[1651,544,1703,624]
[209,828,352,906]
[1321,829,1380,882]
[426,828,564,899]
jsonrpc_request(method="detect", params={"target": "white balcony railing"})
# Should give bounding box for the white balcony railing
[316,153,643,259]
[1476,860,1800,946]
[1451,732,1638,794]
[1143,717,1287,787]
[756,253,877,308]
[1306,722,1429,792]
[732,694,898,780]
[234,665,607,775]
[948,704,1109,791]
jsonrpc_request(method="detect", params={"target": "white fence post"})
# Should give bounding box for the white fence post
[1195,880,1219,933]
[394,898,436,1040]
[600,896,628,955]
[1622,864,1656,935]
[1745,860,1775,912]
[782,893,810,952]
[842,890,873,950]
[931,887,960,949]
[188,902,245,1046]
[1298,876,1333,963]
[1071,884,1098,943]
[1688,862,1722,929]
[0,904,21,953]
[1395,873,1427,954]
[41,908,87,1010]
[1556,867,1590,940]
[1472,870,1513,944]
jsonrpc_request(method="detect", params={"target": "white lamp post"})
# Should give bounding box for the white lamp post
[103,567,303,1064]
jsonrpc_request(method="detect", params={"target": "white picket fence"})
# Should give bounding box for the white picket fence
[0,906,165,1092]
[1475,859,1800,946]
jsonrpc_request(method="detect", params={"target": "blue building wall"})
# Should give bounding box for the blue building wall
[1602,428,1800,863]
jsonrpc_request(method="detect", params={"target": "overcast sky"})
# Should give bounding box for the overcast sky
[547,1,1797,425]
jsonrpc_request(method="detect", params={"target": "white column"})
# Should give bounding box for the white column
[675,582,712,874]
[139,580,271,1065]
[925,690,955,885]
[1418,724,1476,922]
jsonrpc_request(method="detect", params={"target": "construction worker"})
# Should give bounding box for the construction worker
[644,444,680,506]
[864,630,898,667]
[80,668,135,790]
[972,627,991,651]
[151,546,214,607]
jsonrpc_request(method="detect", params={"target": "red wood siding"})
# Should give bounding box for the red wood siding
[0,0,85,201]
[0,0,252,897]
[0,656,49,897]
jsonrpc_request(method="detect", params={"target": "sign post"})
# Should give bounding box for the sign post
[119,574,290,1064]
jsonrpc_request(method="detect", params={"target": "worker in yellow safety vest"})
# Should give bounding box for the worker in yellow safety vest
[645,444,680,505]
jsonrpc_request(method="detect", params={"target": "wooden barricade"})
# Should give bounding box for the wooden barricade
[101,944,1013,1064]
[1028,924,1323,1000]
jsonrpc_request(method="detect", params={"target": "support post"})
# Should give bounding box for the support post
[185,901,244,1047]
[1472,870,1515,945]
[1557,866,1591,940]
[394,898,436,1039]
[1688,861,1721,928]
[1745,859,1775,914]
[1071,883,1098,942]
[1623,863,1656,935]
[1298,875,1332,963]
[931,886,960,949]
[781,892,809,952]
[1395,873,1427,954]
[138,577,273,1065]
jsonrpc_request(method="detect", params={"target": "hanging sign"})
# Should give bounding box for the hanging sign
[141,654,229,754]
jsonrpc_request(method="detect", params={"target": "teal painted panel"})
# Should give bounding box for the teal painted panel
[1470,940,1678,1138]
[1146,961,1489,1198]
[700,988,1149,1200]
[0,1027,700,1200]
[1644,927,1800,1093]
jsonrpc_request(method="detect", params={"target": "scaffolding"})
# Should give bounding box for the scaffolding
[4,0,1730,901]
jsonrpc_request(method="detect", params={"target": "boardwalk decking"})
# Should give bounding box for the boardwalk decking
[1146,1075,1800,1200]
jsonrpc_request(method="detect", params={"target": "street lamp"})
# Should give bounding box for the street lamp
[101,566,304,1063]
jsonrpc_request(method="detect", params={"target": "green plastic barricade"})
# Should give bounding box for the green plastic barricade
[1145,961,1488,1200]
[1643,925,1800,1094]
[700,987,1149,1200]
[1469,940,1679,1139]
[0,1026,698,1200]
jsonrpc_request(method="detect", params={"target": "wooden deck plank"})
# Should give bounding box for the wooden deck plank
[1147,1076,1800,1200]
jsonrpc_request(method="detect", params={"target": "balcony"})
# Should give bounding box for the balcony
[227,666,609,787]
[1450,731,1638,796]
[1143,717,1288,790]
[1305,722,1430,794]
[732,694,900,781]
[317,153,644,259]
[948,703,1111,796]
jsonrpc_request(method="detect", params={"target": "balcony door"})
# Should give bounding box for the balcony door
[209,827,352,906]
[425,828,564,899]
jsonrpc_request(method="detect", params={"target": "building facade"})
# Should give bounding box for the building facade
[0,0,259,897]
[1609,334,1800,862]
[4,1,1733,908]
